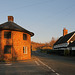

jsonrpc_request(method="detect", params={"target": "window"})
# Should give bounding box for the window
[4,32,11,39]
[23,47,27,54]
[23,34,27,40]
[4,45,11,54]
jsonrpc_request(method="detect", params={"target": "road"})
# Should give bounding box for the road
[0,51,75,75]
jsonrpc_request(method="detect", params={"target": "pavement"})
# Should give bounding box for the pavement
[0,56,57,75]
[0,51,75,75]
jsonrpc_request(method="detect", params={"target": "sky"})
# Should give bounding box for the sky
[0,0,75,43]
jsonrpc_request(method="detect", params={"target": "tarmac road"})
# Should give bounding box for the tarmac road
[33,51,75,75]
[0,51,75,75]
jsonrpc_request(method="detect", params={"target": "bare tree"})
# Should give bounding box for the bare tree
[49,37,58,47]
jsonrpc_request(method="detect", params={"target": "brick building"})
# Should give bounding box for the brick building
[0,16,34,61]
[53,28,75,56]
[53,28,75,50]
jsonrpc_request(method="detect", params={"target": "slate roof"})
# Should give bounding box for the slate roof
[0,21,34,36]
[54,31,75,45]
[54,36,63,45]
[68,41,75,47]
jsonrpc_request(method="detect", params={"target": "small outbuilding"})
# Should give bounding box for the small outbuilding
[0,16,34,61]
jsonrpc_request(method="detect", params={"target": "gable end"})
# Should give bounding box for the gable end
[67,33,75,43]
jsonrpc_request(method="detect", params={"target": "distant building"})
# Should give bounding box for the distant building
[53,28,75,50]
[0,16,34,61]
[41,46,52,50]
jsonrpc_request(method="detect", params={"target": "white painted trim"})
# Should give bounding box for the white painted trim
[72,47,75,50]
[67,33,75,43]
[35,61,40,66]
[23,46,28,54]
[36,57,60,75]
[54,43,68,49]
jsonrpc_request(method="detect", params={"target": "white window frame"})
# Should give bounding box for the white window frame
[23,46,27,54]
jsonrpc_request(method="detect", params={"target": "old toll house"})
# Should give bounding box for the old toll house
[0,16,34,61]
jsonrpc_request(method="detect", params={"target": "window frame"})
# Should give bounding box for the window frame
[23,46,27,54]
[4,31,11,39]
[23,34,27,40]
[4,45,11,54]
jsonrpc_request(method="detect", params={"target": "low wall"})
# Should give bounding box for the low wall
[39,49,75,56]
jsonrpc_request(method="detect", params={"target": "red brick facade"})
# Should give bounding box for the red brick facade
[63,28,68,36]
[0,16,34,61]
[0,30,31,61]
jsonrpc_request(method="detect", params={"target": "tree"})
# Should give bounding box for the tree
[49,37,57,47]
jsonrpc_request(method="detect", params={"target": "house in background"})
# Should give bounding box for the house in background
[67,41,75,55]
[0,16,34,61]
[53,28,75,50]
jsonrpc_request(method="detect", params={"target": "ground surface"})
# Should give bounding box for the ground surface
[0,51,75,75]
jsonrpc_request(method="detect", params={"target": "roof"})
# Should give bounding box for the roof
[54,36,63,45]
[68,41,75,47]
[54,31,75,45]
[0,21,34,36]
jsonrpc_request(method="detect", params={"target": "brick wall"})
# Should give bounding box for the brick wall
[0,30,31,61]
[63,28,68,36]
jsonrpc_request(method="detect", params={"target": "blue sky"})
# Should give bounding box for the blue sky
[0,0,75,43]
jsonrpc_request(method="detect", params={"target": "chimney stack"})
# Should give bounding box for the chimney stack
[8,16,14,22]
[63,28,68,36]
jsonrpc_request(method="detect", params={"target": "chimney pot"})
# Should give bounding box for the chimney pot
[63,28,68,36]
[8,16,14,22]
